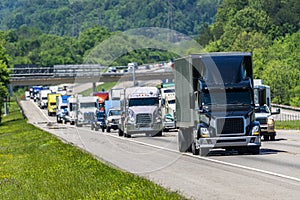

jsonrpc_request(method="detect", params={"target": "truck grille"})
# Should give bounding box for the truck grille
[256,118,267,125]
[136,113,152,124]
[216,117,245,135]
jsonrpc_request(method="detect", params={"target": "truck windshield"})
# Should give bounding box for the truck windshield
[109,110,121,116]
[168,99,175,104]
[202,89,251,105]
[69,103,76,111]
[80,102,97,108]
[128,97,159,107]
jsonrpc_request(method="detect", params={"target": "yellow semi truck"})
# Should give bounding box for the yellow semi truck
[47,93,61,116]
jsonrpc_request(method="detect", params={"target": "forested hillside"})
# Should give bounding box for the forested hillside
[0,0,299,106]
[0,0,221,36]
[199,0,300,106]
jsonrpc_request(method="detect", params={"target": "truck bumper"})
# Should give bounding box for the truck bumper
[260,124,275,134]
[107,123,119,130]
[163,121,176,129]
[198,136,261,149]
[126,123,163,135]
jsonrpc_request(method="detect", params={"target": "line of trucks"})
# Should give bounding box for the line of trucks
[25,52,279,156]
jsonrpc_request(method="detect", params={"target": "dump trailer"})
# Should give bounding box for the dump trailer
[174,52,261,156]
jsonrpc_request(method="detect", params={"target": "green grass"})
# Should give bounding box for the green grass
[80,82,117,96]
[0,102,185,200]
[276,120,300,130]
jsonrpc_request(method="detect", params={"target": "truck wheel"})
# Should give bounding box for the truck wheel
[102,127,105,132]
[191,141,199,155]
[178,128,193,152]
[57,116,62,123]
[118,129,124,136]
[106,127,111,132]
[95,126,99,131]
[200,148,210,156]
[153,130,162,137]
[264,135,270,141]
[270,134,275,141]
[91,124,94,130]
[248,146,260,155]
[70,121,75,125]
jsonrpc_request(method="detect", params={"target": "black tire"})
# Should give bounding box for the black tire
[106,127,111,132]
[264,135,270,141]
[102,127,105,132]
[70,121,75,125]
[118,129,124,136]
[200,148,210,156]
[91,124,94,130]
[191,141,199,155]
[57,116,62,123]
[270,134,275,141]
[248,146,260,155]
[178,128,193,152]
[153,130,162,137]
[95,126,99,131]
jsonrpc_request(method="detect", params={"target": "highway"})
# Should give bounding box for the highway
[20,99,300,200]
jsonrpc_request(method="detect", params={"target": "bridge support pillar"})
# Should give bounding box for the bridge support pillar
[92,82,96,93]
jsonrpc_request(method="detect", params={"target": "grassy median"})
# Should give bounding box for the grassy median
[0,102,185,200]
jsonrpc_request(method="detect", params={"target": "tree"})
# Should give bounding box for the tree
[0,36,10,123]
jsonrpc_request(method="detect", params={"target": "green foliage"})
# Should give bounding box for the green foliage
[202,0,300,107]
[276,120,300,130]
[0,0,221,36]
[0,102,185,199]
[0,34,10,123]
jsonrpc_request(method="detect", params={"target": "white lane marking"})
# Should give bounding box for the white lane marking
[186,153,300,183]
[67,127,300,183]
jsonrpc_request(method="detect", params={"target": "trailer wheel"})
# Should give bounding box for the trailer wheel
[191,141,199,155]
[178,128,193,152]
[118,129,124,136]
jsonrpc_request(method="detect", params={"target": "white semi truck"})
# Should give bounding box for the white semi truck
[75,96,99,127]
[38,89,51,109]
[118,87,163,137]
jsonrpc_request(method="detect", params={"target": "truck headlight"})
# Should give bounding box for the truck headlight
[200,127,210,138]
[267,117,274,125]
[156,116,162,123]
[251,125,260,136]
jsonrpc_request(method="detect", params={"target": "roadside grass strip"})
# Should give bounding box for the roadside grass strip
[276,120,300,130]
[0,102,185,200]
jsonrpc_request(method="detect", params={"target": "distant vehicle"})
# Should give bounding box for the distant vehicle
[108,67,117,73]
[64,96,77,125]
[254,79,280,141]
[91,109,106,132]
[25,91,30,100]
[127,62,138,71]
[76,96,99,127]
[160,83,176,131]
[38,89,51,109]
[118,87,163,137]
[32,86,43,102]
[47,93,61,116]
[254,104,280,141]
[56,95,71,123]
[105,100,121,132]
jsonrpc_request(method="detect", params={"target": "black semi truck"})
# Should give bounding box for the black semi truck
[174,52,261,156]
